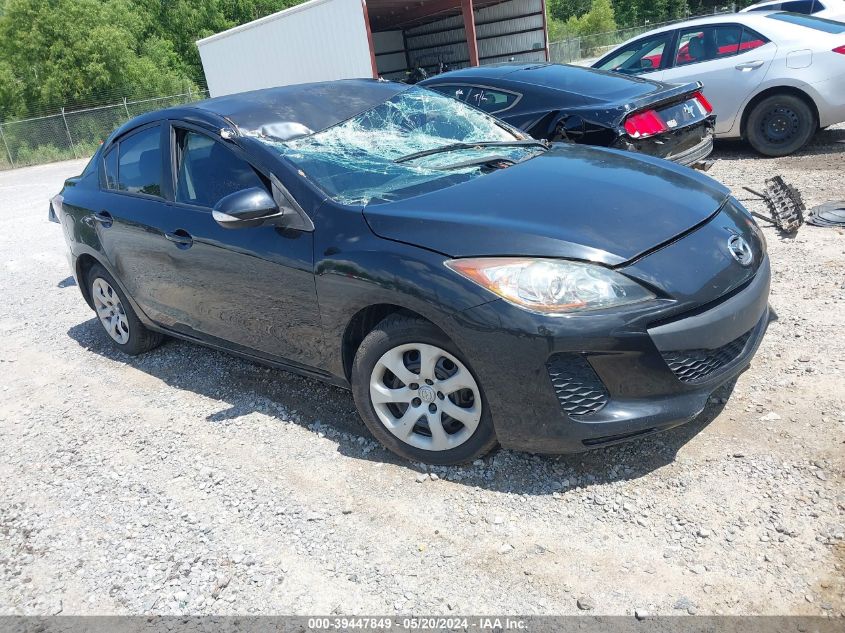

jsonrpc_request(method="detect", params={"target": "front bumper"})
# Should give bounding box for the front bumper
[450,255,771,454]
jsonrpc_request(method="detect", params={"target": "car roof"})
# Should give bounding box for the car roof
[619,12,777,36]
[109,79,408,144]
[601,10,824,55]
[422,62,673,98]
[193,79,407,134]
[421,62,552,81]
[743,0,843,5]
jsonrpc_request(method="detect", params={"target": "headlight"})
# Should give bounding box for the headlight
[445,257,654,315]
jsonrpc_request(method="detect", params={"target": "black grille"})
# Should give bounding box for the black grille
[661,331,752,383]
[546,354,609,417]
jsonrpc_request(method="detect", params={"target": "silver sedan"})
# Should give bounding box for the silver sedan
[593,12,845,156]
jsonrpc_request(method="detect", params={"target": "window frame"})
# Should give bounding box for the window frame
[98,122,168,202]
[665,23,769,69]
[164,120,312,230]
[168,124,271,212]
[597,31,676,74]
[738,26,771,52]
[424,82,523,115]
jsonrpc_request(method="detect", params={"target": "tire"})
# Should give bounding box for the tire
[351,314,497,465]
[86,263,163,356]
[745,94,816,157]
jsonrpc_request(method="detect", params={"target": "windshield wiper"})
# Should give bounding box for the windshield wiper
[393,139,549,164]
[434,155,517,171]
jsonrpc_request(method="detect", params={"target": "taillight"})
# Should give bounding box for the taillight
[51,193,64,215]
[693,91,713,114]
[623,110,668,139]
[834,45,845,55]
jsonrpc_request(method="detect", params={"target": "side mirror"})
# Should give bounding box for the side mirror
[640,58,654,70]
[212,187,282,229]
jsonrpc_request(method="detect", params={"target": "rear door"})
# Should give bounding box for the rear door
[660,24,776,134]
[96,122,177,323]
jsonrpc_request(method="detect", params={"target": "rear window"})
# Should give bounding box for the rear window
[779,0,826,13]
[530,62,663,95]
[767,11,845,32]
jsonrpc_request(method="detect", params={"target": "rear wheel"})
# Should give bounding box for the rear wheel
[746,94,816,157]
[351,315,497,465]
[87,263,163,355]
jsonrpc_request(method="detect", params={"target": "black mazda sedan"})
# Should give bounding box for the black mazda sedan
[420,63,716,168]
[50,80,770,465]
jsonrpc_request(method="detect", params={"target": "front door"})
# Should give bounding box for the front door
[155,126,321,366]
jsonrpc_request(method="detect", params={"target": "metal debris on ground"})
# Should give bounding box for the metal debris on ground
[806,201,845,227]
[743,176,806,233]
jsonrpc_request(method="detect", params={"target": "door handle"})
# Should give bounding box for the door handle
[91,210,113,227]
[164,229,193,248]
[735,60,764,71]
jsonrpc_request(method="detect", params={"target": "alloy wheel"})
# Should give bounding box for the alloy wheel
[369,342,482,452]
[91,277,130,344]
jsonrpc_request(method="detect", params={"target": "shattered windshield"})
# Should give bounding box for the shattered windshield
[255,86,546,205]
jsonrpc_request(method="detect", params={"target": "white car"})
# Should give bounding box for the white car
[741,0,845,22]
[593,12,845,156]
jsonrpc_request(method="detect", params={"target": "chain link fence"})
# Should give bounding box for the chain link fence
[549,8,735,65]
[0,90,209,171]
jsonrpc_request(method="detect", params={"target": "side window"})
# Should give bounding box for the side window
[102,147,118,190]
[675,26,743,66]
[175,130,267,208]
[116,126,162,197]
[596,33,672,74]
[781,0,822,13]
[429,85,471,101]
[739,27,769,52]
[714,25,744,56]
[465,88,519,114]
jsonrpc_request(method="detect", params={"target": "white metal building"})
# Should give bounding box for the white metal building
[197,0,549,97]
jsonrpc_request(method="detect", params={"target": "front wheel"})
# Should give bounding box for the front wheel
[351,315,497,465]
[746,94,816,157]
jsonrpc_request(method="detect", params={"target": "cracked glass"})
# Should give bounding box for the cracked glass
[254,86,545,206]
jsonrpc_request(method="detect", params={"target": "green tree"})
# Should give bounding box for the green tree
[0,0,300,120]
[547,0,592,22]
[577,0,617,34]
[0,60,25,118]
[0,0,196,118]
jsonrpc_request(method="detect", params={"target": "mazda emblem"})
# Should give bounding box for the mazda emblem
[728,235,753,266]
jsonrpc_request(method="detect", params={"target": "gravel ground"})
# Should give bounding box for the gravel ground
[1,126,843,617]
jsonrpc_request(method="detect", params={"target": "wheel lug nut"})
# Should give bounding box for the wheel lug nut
[437,392,444,400]
[428,404,437,413]
[409,383,418,390]
[425,379,433,385]
[412,398,421,407]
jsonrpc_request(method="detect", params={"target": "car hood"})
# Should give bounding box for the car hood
[363,143,730,266]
